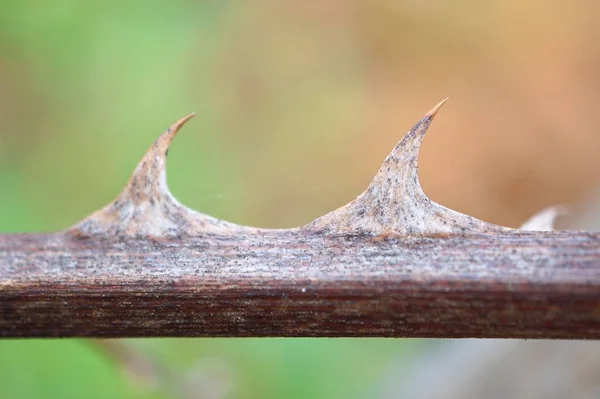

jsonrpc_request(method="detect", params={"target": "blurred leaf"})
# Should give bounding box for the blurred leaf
[0,340,131,399]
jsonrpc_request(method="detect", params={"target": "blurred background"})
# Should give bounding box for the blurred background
[1,1,600,398]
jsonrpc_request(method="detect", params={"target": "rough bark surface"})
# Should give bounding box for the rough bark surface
[1,230,600,338]
[1,100,599,338]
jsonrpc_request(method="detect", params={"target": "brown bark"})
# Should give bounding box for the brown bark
[1,229,599,338]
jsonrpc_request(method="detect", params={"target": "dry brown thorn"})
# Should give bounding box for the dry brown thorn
[70,99,518,238]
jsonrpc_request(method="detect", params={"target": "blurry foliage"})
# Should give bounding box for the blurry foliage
[0,340,134,399]
[1,0,599,398]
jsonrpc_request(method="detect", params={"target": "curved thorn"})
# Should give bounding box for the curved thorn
[68,102,517,239]
[382,97,448,196]
[306,99,507,236]
[125,113,195,205]
[158,113,196,153]
[521,206,568,231]
[426,97,449,118]
[69,114,244,238]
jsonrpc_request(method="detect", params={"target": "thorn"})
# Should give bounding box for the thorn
[160,113,196,147]
[306,99,506,236]
[170,113,196,135]
[520,206,568,231]
[425,97,449,119]
[68,113,244,237]
[128,114,198,199]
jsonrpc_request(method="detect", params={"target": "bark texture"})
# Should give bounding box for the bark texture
[1,230,600,338]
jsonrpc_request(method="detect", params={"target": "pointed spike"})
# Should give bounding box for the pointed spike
[68,114,245,238]
[520,206,567,231]
[426,97,449,119]
[173,112,196,130]
[382,97,447,190]
[161,113,196,148]
[68,103,514,239]
[306,100,507,236]
[124,113,196,203]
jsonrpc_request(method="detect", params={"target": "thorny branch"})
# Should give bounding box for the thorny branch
[1,100,599,338]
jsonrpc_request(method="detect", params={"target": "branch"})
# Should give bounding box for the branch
[1,100,599,338]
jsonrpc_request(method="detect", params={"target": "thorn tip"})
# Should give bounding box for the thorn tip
[426,97,449,119]
[69,111,245,237]
[305,97,509,236]
[169,113,195,135]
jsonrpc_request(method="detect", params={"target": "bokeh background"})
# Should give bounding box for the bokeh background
[2,1,600,398]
